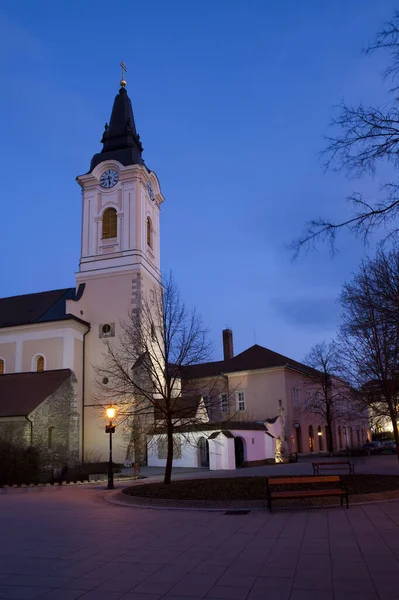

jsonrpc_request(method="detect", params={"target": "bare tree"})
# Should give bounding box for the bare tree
[293,11,399,255]
[95,273,224,484]
[339,248,399,461]
[303,341,350,454]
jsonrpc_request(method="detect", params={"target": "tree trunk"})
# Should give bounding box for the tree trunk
[164,420,174,485]
[327,421,334,456]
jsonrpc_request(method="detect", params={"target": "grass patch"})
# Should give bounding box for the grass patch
[123,475,399,501]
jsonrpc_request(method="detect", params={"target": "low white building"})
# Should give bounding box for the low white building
[148,422,275,470]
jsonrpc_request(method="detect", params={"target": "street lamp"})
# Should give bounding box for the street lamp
[105,405,116,490]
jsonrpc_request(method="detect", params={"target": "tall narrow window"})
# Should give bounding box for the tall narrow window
[221,393,229,414]
[237,391,245,411]
[37,356,44,372]
[308,425,314,452]
[102,208,117,239]
[292,388,300,406]
[147,217,152,247]
[0,359,4,375]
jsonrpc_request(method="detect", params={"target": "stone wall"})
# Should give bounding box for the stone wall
[29,372,79,465]
[0,372,81,466]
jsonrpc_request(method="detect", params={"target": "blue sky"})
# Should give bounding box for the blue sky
[0,0,397,362]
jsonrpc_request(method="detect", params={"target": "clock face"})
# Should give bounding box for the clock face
[100,169,119,189]
[146,180,155,201]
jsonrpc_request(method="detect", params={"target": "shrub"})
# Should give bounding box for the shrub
[0,441,41,486]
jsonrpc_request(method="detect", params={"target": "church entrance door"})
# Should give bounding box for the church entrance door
[198,437,209,468]
[234,437,245,468]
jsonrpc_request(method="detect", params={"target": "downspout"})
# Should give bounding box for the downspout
[24,416,33,446]
[81,327,90,464]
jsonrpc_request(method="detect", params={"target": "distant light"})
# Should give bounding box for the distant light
[318,431,322,436]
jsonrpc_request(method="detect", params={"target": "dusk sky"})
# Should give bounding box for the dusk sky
[1,1,397,363]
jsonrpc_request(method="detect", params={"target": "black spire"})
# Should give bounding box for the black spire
[90,85,144,171]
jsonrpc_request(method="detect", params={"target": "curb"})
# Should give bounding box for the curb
[0,476,144,493]
[103,488,399,512]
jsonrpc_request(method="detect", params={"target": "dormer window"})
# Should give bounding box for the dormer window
[102,208,117,239]
[0,359,4,375]
[37,356,44,372]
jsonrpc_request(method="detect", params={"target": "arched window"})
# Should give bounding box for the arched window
[295,424,303,453]
[318,425,323,451]
[102,208,117,239]
[0,359,4,375]
[37,356,44,372]
[308,425,314,452]
[146,217,152,247]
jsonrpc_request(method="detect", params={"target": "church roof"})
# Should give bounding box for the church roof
[90,85,144,171]
[181,344,317,379]
[0,369,72,417]
[0,287,87,329]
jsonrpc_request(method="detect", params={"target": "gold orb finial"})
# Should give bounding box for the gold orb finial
[120,61,127,88]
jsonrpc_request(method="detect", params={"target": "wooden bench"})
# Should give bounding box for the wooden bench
[266,475,349,512]
[312,461,354,476]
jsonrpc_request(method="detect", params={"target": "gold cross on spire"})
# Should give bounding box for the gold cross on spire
[120,61,128,87]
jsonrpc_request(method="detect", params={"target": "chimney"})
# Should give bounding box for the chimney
[222,328,234,361]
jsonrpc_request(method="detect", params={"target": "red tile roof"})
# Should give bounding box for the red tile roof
[181,344,316,379]
[0,369,72,417]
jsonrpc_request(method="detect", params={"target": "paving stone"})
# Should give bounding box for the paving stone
[293,569,333,591]
[37,591,85,600]
[78,592,124,600]
[0,586,54,599]
[206,585,251,599]
[290,591,333,600]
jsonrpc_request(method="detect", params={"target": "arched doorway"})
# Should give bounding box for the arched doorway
[356,429,361,447]
[198,437,209,468]
[349,427,354,447]
[338,426,342,449]
[318,425,324,451]
[308,425,314,452]
[295,425,303,453]
[343,427,347,448]
[234,437,245,468]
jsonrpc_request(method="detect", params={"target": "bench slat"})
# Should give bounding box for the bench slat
[271,489,345,499]
[312,461,350,466]
[267,475,340,485]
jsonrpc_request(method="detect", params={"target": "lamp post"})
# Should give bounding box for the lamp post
[105,405,116,490]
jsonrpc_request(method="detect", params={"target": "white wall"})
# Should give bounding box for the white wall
[147,429,275,471]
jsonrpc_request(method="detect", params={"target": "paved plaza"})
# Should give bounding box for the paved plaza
[1,472,399,600]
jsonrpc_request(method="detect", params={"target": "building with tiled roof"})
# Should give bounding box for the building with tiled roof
[0,76,165,465]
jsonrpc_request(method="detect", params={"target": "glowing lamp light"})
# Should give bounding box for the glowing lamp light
[106,406,116,420]
[318,431,322,436]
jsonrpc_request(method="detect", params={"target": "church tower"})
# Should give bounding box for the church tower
[67,72,165,462]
